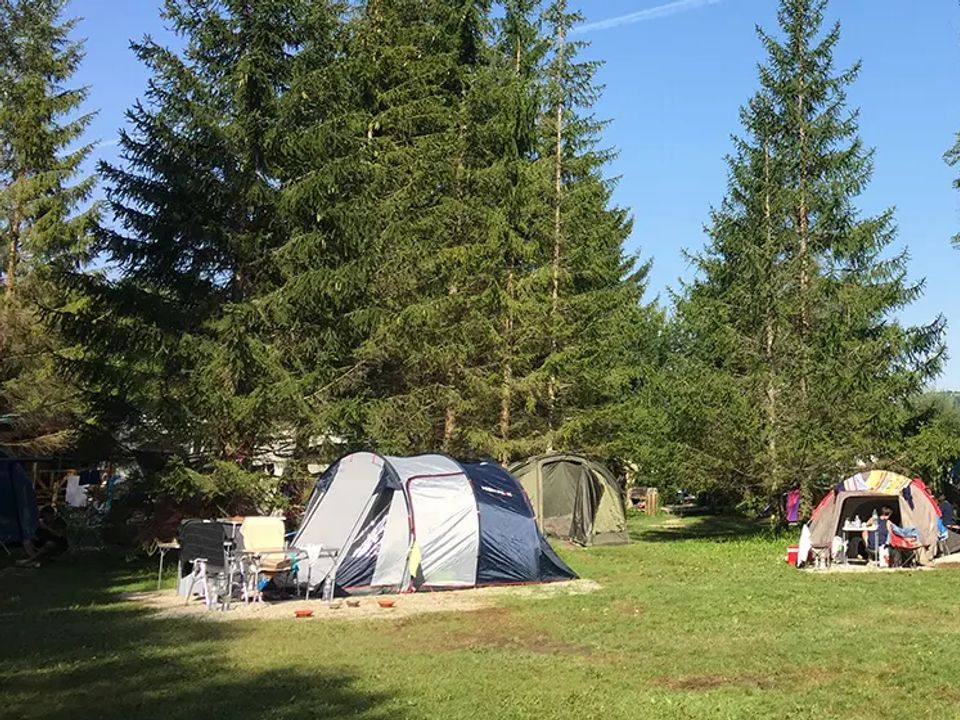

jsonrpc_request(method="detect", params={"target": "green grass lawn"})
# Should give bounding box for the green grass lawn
[3,514,959,720]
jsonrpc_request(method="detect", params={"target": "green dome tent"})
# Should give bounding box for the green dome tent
[509,453,629,546]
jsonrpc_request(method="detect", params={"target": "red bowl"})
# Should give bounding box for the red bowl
[294,609,314,618]
[377,598,396,609]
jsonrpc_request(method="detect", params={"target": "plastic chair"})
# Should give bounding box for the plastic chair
[179,520,234,608]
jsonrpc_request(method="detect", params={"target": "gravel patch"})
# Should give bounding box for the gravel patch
[121,578,600,622]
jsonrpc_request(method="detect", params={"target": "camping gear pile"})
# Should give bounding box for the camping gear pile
[794,471,945,569]
[176,452,577,609]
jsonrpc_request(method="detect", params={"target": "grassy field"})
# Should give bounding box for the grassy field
[3,514,959,720]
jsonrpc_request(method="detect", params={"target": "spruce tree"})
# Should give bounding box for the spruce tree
[669,90,792,505]
[534,0,661,463]
[56,0,311,505]
[352,0,662,464]
[672,0,945,510]
[0,0,97,453]
[267,1,370,462]
[351,0,507,455]
[469,0,546,462]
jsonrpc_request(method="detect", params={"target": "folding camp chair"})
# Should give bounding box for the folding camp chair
[809,546,832,569]
[888,526,922,568]
[235,516,296,603]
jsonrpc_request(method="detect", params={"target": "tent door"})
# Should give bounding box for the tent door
[408,473,479,587]
[571,466,602,544]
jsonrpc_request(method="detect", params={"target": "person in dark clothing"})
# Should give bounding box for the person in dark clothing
[17,506,69,567]
[861,506,894,559]
[939,495,959,532]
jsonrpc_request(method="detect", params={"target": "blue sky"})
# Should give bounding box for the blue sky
[72,0,960,386]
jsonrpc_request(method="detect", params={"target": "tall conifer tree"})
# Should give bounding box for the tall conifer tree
[268,1,370,461]
[0,0,97,452]
[669,90,792,504]
[58,0,311,501]
[534,0,661,461]
[672,0,944,509]
[353,0,505,455]
[469,0,545,462]
[947,132,960,246]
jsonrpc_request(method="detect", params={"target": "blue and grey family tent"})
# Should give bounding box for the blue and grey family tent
[0,448,38,546]
[291,452,576,596]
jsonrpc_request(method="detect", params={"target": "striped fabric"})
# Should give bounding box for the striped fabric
[843,470,913,494]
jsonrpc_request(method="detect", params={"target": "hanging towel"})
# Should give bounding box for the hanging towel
[303,544,323,564]
[65,475,88,508]
[797,524,812,567]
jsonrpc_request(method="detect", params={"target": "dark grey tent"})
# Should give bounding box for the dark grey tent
[510,453,629,546]
[0,448,38,548]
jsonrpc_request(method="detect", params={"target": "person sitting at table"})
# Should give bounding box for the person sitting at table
[860,506,894,560]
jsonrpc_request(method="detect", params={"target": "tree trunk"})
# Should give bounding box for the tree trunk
[796,24,810,405]
[499,33,527,465]
[443,405,456,453]
[499,267,514,464]
[444,73,469,457]
[762,142,779,485]
[4,177,23,300]
[795,17,813,513]
[546,4,565,453]
[4,231,15,298]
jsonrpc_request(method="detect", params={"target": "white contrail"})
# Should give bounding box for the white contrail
[572,0,723,34]
[95,137,122,150]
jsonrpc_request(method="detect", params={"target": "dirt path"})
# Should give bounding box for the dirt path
[123,579,600,622]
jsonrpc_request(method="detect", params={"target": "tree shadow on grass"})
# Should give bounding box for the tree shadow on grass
[0,557,405,720]
[632,515,782,543]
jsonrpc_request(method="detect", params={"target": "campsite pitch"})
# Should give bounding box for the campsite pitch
[123,579,600,622]
[7,514,960,720]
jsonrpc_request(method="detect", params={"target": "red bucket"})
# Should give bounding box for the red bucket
[786,545,800,566]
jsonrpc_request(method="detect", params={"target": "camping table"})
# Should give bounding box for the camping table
[310,548,339,601]
[156,540,180,591]
[840,526,867,565]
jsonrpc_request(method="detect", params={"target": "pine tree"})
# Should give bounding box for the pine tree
[671,0,945,510]
[0,0,97,453]
[56,0,312,505]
